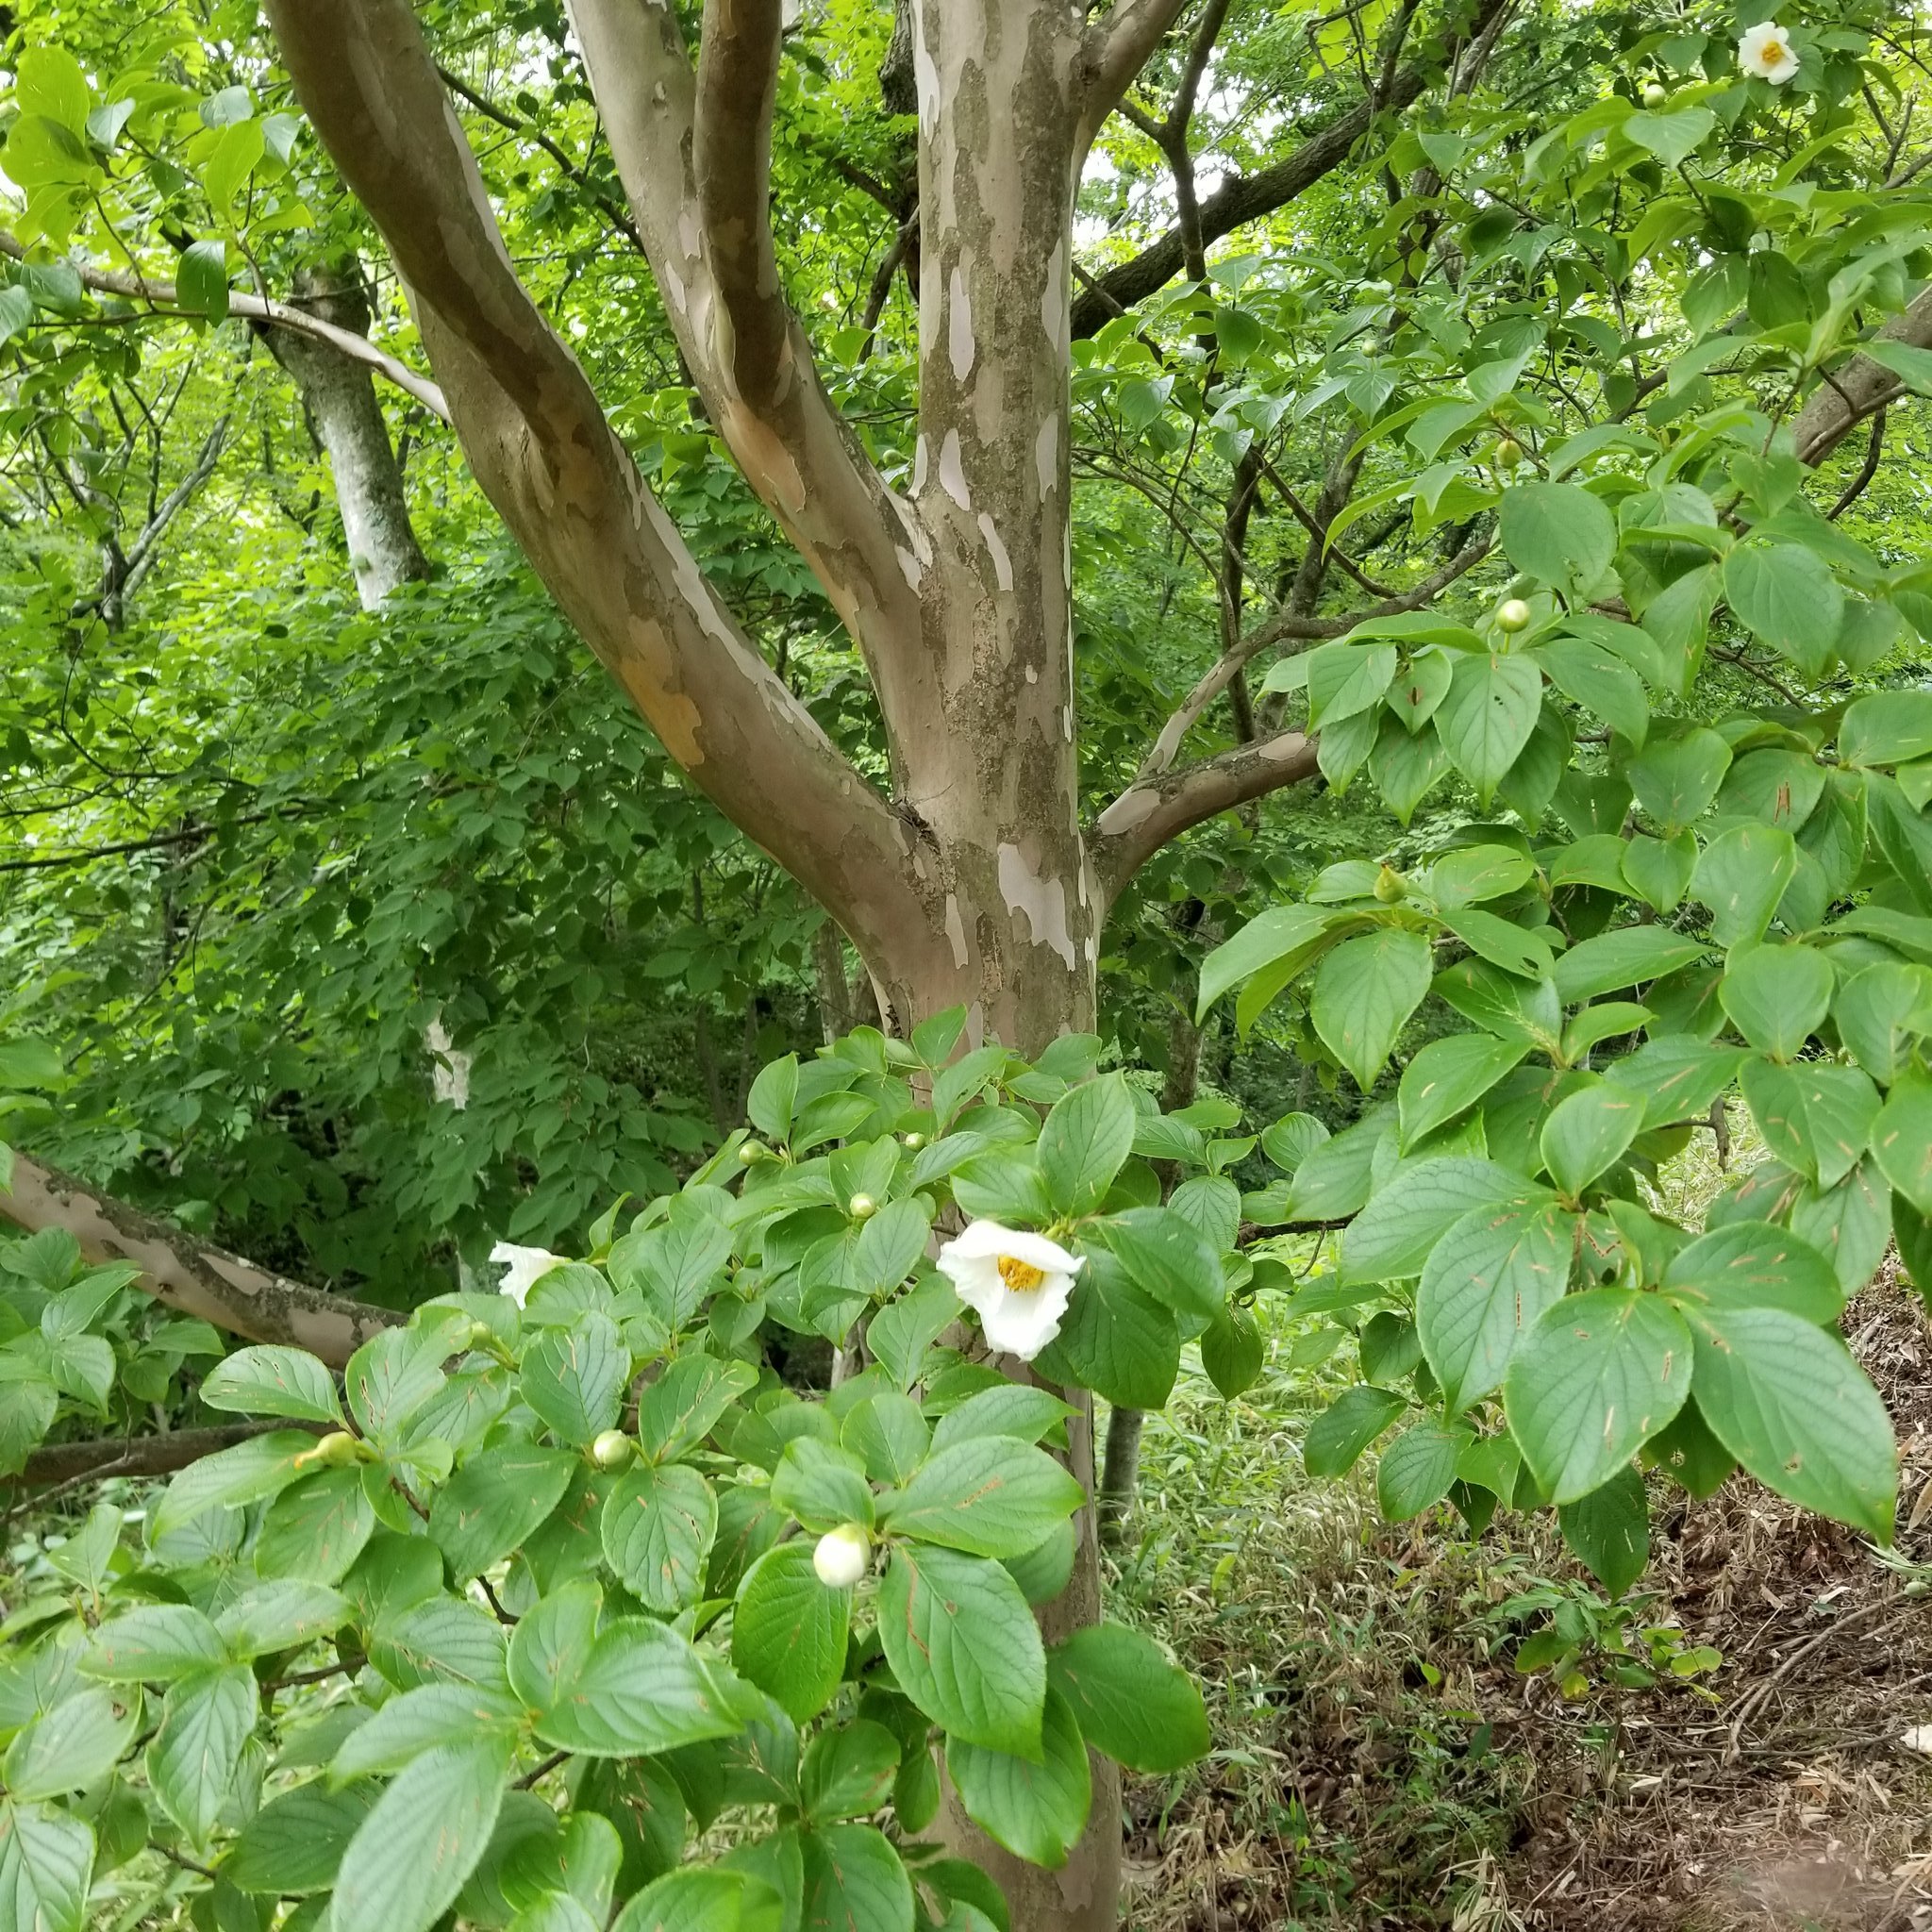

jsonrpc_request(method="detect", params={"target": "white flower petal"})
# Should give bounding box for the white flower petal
[489,1241,567,1308]
[940,1219,1024,1261]
[979,1270,1074,1360]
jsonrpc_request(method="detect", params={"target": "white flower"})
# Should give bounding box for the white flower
[813,1524,870,1588]
[936,1221,1084,1362]
[489,1241,567,1308]
[1738,21,1798,83]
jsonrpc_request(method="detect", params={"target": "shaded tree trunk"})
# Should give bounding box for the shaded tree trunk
[261,260,430,608]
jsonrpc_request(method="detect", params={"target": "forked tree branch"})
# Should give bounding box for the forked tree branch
[263,0,927,952]
[563,0,925,712]
[0,232,450,422]
[1790,286,1932,466]
[1080,0,1193,150]
[1,1153,400,1366]
[1091,730,1322,901]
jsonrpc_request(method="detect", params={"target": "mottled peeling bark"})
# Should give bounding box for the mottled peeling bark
[1,1153,399,1367]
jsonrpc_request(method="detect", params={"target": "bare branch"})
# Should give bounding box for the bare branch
[1,1153,400,1367]
[263,0,929,952]
[0,232,449,422]
[1091,731,1322,903]
[1790,288,1932,466]
[13,1422,325,1489]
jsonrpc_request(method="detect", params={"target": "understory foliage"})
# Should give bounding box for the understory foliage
[0,1021,1244,1932]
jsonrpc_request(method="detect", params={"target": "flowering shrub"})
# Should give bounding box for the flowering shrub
[0,1017,1241,1932]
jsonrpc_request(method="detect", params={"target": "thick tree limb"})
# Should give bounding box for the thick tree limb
[1091,731,1322,901]
[1,1153,399,1366]
[1790,287,1932,466]
[563,0,925,724]
[263,0,929,953]
[1080,0,1192,149]
[0,231,449,422]
[13,1422,325,1489]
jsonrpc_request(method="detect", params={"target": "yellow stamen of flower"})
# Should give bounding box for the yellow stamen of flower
[998,1256,1048,1292]
[1761,37,1786,60]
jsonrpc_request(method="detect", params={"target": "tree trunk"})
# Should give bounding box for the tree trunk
[261,260,430,608]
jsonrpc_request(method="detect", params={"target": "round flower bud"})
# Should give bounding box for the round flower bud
[813,1524,871,1589]
[1373,864,1407,905]
[1494,435,1524,471]
[902,1131,926,1150]
[317,1430,361,1469]
[739,1139,769,1165]
[1641,80,1668,108]
[848,1192,878,1221]
[1496,597,1534,634]
[590,1429,634,1470]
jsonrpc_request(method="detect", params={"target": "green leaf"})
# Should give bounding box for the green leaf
[429,1444,576,1582]
[1661,1221,1840,1323]
[1686,1306,1895,1539]
[1419,1199,1576,1412]
[531,1615,741,1757]
[1504,1289,1692,1502]
[1718,942,1831,1058]
[16,47,92,132]
[1840,690,1932,769]
[1557,1464,1650,1596]
[635,1356,758,1464]
[733,1542,850,1725]
[1037,1074,1136,1214]
[1098,1208,1224,1323]
[330,1733,514,1932]
[1626,728,1731,832]
[1376,1420,1467,1522]
[1303,1385,1407,1477]
[800,1722,900,1823]
[331,1683,523,1780]
[223,1784,374,1894]
[1342,1158,1539,1283]
[946,1686,1091,1871]
[1045,1623,1208,1773]
[1539,1084,1643,1196]
[3,1684,138,1800]
[520,1311,626,1446]
[1834,963,1932,1083]
[1500,481,1617,600]
[1435,651,1543,805]
[772,1439,874,1533]
[1871,1077,1932,1215]
[1196,905,1340,1018]
[0,1801,94,1932]
[1692,824,1800,949]
[610,1198,735,1329]
[602,1462,718,1612]
[1724,544,1843,675]
[146,1665,255,1844]
[883,1438,1084,1558]
[346,1327,447,1444]
[929,1383,1069,1452]
[1306,641,1399,729]
[877,1543,1044,1758]
[152,1429,313,1539]
[1790,1164,1893,1297]
[1550,926,1711,1002]
[213,1579,351,1657]
[1623,104,1714,165]
[175,238,231,322]
[257,1466,376,1584]
[614,1867,785,1932]
[1739,1058,1878,1190]
[1031,1248,1177,1410]
[84,1605,225,1682]
[747,1056,799,1141]
[1311,928,1433,1091]
[1199,1304,1265,1399]
[1536,638,1649,745]
[799,1825,912,1932]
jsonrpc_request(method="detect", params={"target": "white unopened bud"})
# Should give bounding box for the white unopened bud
[848,1192,878,1221]
[1497,598,1534,634]
[813,1524,870,1588]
